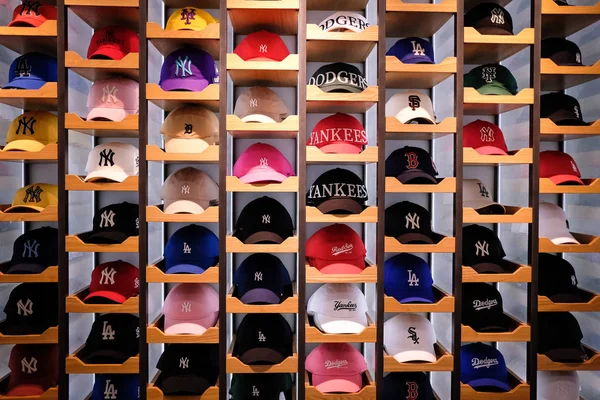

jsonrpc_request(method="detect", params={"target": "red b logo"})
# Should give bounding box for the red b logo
[405,381,419,399]
[405,152,419,169]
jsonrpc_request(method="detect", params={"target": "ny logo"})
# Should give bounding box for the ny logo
[20,1,41,15]
[181,301,192,313]
[249,98,258,108]
[100,267,117,285]
[407,327,420,344]
[411,41,425,56]
[180,8,196,25]
[573,106,580,118]
[15,57,31,77]
[102,321,115,340]
[16,116,36,135]
[252,386,260,397]
[408,95,421,111]
[407,270,419,287]
[490,8,505,24]
[405,382,419,400]
[576,53,581,64]
[480,126,495,142]
[21,357,37,374]
[405,213,420,230]
[179,357,189,369]
[99,210,116,228]
[262,214,271,224]
[475,240,489,257]
[184,123,193,134]
[104,380,117,399]
[259,44,268,53]
[175,56,193,77]
[482,67,497,83]
[477,182,490,198]
[254,271,263,281]
[183,242,192,254]
[181,185,191,195]
[22,240,40,258]
[259,157,268,166]
[104,29,116,42]
[99,148,116,167]
[17,299,33,316]
[258,331,266,342]
[571,275,577,286]
[404,152,419,169]
[23,185,43,203]
[102,85,119,104]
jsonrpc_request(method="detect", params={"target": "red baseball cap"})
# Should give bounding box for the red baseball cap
[84,260,140,304]
[540,150,583,185]
[308,113,368,154]
[306,224,366,274]
[234,30,290,61]
[7,344,58,396]
[8,2,56,27]
[87,25,140,60]
[463,119,508,155]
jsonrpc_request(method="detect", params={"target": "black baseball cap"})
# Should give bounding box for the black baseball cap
[462,283,511,332]
[542,38,583,66]
[464,64,518,95]
[79,313,139,364]
[538,312,588,362]
[308,62,368,93]
[465,3,513,35]
[233,196,294,244]
[0,283,58,335]
[541,93,588,126]
[539,254,586,302]
[80,202,139,244]
[463,224,511,273]
[554,0,570,5]
[233,254,293,305]
[233,313,293,365]
[307,168,368,214]
[156,344,219,395]
[385,146,438,184]
[383,372,433,400]
[230,373,293,400]
[385,201,434,244]
[7,226,57,274]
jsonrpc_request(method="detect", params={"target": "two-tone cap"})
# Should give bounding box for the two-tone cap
[542,38,583,66]
[384,313,437,362]
[463,178,506,214]
[233,254,292,304]
[463,119,509,155]
[8,226,57,274]
[233,313,293,365]
[0,283,58,335]
[9,1,56,27]
[385,201,434,244]
[462,283,510,332]
[84,261,139,304]
[81,202,139,244]
[385,146,438,184]
[384,253,435,304]
[540,202,579,245]
[307,113,367,154]
[465,3,513,35]
[305,343,367,393]
[540,150,583,185]
[233,143,295,183]
[387,37,435,64]
[306,223,366,274]
[539,254,585,303]
[541,93,588,126]
[386,91,436,124]
[309,62,368,93]
[233,196,294,244]
[156,344,218,395]
[84,142,139,183]
[164,224,219,274]
[3,111,57,152]
[7,344,58,396]
[86,77,139,121]
[538,312,588,362]
[162,283,219,335]
[537,371,580,400]
[80,314,139,364]
[307,168,368,214]
[383,372,434,400]
[159,48,219,92]
[91,375,139,400]
[5,183,57,213]
[234,30,290,61]
[230,374,293,400]
[234,87,289,123]
[318,11,369,32]
[161,105,219,153]
[87,26,139,60]
[460,343,510,391]
[307,283,369,334]
[463,224,509,273]
[5,52,57,90]
[166,7,218,31]
[161,167,219,214]
[465,64,518,95]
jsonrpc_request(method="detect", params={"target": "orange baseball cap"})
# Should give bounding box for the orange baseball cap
[9,1,56,27]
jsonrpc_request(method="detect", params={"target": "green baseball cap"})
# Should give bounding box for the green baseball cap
[464,64,518,95]
[230,373,293,399]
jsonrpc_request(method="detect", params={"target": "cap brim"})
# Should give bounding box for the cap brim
[4,78,47,90]
[318,142,363,154]
[3,139,47,152]
[86,107,128,122]
[160,375,212,396]
[473,145,509,156]
[546,230,579,245]
[310,257,366,274]
[6,263,46,274]
[395,294,435,304]
[395,232,434,244]
[88,47,127,61]
[80,348,130,364]
[395,107,436,124]
[316,198,365,214]
[6,385,45,396]
[548,175,584,185]
[464,199,506,214]
[397,170,437,184]
[465,378,511,392]
[166,264,208,274]
[543,347,588,363]
[243,231,286,244]
[83,290,127,304]
[312,374,363,394]
[164,137,211,154]
[548,291,587,303]
[470,261,508,273]
[3,205,45,213]
[400,55,435,64]
[240,114,278,123]
[320,84,363,93]
[80,230,130,244]
[159,78,210,92]
[163,199,210,214]
[313,312,368,334]
[467,314,511,332]
[474,27,513,35]
[239,347,287,365]
[392,349,437,363]
[84,169,129,183]
[0,321,48,335]
[8,17,45,28]
[476,85,514,96]
[239,170,289,184]
[553,119,589,126]
[164,314,217,335]
[239,288,282,305]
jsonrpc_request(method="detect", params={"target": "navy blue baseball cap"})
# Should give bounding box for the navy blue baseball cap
[164,224,219,274]
[386,37,435,64]
[5,52,57,90]
[8,226,58,274]
[383,372,434,399]
[233,254,292,305]
[384,253,435,303]
[460,343,510,392]
[91,374,139,400]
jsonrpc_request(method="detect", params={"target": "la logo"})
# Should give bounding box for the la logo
[258,331,266,342]
[183,242,192,254]
[101,321,116,340]
[411,40,425,56]
[252,386,260,396]
[407,270,419,287]
[104,379,117,399]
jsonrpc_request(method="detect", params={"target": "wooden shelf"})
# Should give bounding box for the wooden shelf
[540,119,600,141]
[228,0,299,35]
[462,262,532,283]
[384,286,455,313]
[66,348,139,374]
[0,144,57,162]
[0,204,57,222]
[386,0,456,37]
[226,285,298,313]
[541,0,600,38]
[227,54,299,87]
[65,113,139,137]
[385,177,456,193]
[147,376,218,400]
[0,20,57,54]
[539,233,600,253]
[306,85,378,114]
[66,286,139,313]
[305,372,376,400]
[146,261,219,283]
[306,263,377,283]
[386,57,456,89]
[463,206,533,223]
[0,265,58,283]
[226,235,299,253]
[146,205,219,223]
[146,144,219,163]
[463,148,533,165]
[464,88,534,115]
[66,234,139,253]
[539,289,600,312]
[540,178,600,194]
[147,315,219,343]
[65,0,139,29]
[65,51,139,81]
[307,0,367,10]
[226,176,298,192]
[0,82,57,110]
[306,25,378,62]
[162,0,220,9]
[226,336,297,373]
[541,59,600,91]
[306,314,376,343]
[306,146,378,163]
[538,345,600,371]
[460,371,530,400]
[386,117,456,140]
[306,206,377,223]
[385,235,455,253]
[146,22,220,59]
[384,343,453,372]
[464,27,535,64]
[0,375,58,400]
[226,115,299,139]
[146,83,219,112]
[65,175,138,191]
[462,315,531,342]
[0,326,58,345]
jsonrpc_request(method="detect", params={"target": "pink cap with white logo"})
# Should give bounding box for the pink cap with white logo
[86,77,139,122]
[306,343,367,393]
[233,142,295,184]
[162,283,219,335]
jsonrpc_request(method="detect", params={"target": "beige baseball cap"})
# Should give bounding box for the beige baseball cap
[160,105,219,154]
[160,167,219,214]
[233,86,289,123]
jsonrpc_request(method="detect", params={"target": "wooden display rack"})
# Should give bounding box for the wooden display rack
[464,27,535,64]
[0,83,57,110]
[226,115,299,139]
[386,57,457,89]
[305,314,376,343]
[0,326,58,345]
[146,205,219,223]
[65,235,139,253]
[146,260,219,283]
[226,176,299,192]
[306,86,378,114]
[306,25,378,62]
[541,59,600,91]
[65,114,139,137]
[65,175,139,191]
[0,144,58,162]
[540,119,600,142]
[386,0,457,38]
[65,51,139,80]
[541,0,600,38]
[226,235,299,253]
[463,148,533,165]
[147,315,219,344]
[384,286,455,313]
[461,315,531,342]
[226,337,298,373]
[305,371,376,400]
[537,345,600,371]
[0,205,58,222]
[227,0,299,35]
[538,288,600,312]
[384,343,453,372]
[460,371,530,400]
[65,0,139,29]
[385,177,456,193]
[146,83,219,112]
[146,145,219,163]
[306,146,378,164]
[0,374,57,399]
[66,345,139,374]
[463,206,533,224]
[462,262,532,283]
[539,178,600,194]
[0,263,58,283]
[306,206,378,223]
[305,262,377,283]
[227,54,299,87]
[0,20,57,54]
[385,234,456,253]
[147,374,219,400]
[146,22,220,58]
[226,286,298,313]
[463,88,535,115]
[385,117,457,140]
[539,233,600,253]
[66,286,139,313]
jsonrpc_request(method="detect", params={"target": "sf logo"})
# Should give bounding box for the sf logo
[408,95,421,111]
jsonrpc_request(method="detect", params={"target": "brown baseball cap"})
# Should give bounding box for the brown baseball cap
[160,105,219,153]
[160,167,219,214]
[234,86,289,123]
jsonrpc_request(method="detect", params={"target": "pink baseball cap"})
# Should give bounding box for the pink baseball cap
[86,77,139,122]
[162,283,219,335]
[306,343,367,394]
[233,142,296,184]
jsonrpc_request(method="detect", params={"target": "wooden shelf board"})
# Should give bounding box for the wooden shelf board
[66,353,139,374]
[65,175,138,191]
[146,263,218,283]
[226,176,298,192]
[0,326,58,345]
[540,178,600,194]
[226,235,298,253]
[463,206,533,224]
[146,144,219,163]
[384,287,455,313]
[163,0,220,8]
[228,0,299,35]
[306,25,378,62]
[146,205,218,223]
[306,206,377,223]
[464,88,534,115]
[227,54,299,87]
[307,85,378,114]
[65,0,139,29]
[65,113,139,137]
[465,0,511,10]
[464,27,534,64]
[226,284,298,313]
[386,117,457,139]
[305,373,375,400]
[384,343,453,372]
[462,263,532,283]
[65,51,139,81]
[386,57,456,89]
[386,0,456,37]
[307,0,368,10]
[0,83,57,111]
[147,382,219,400]
[305,263,377,283]
[147,315,219,343]
[540,119,600,141]
[146,83,219,112]
[0,144,57,162]
[146,22,220,59]
[463,147,533,165]
[385,177,456,193]
[306,314,376,343]
[541,0,600,38]
[541,59,600,90]
[306,146,378,164]
[0,21,57,54]
[460,371,530,400]
[227,336,297,373]
[539,232,600,253]
[0,266,59,283]
[538,289,600,312]
[385,234,455,253]
[462,317,531,342]
[226,115,299,138]
[0,204,58,222]
[538,345,600,371]
[66,234,139,253]
[66,287,139,313]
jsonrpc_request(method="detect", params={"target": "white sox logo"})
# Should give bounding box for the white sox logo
[490,8,505,24]
[179,357,189,369]
[17,299,33,316]
[407,270,419,287]
[411,41,425,56]
[405,213,420,230]
[21,357,37,374]
[475,240,489,257]
[408,95,421,111]
[480,126,495,142]
[573,106,580,118]
[16,116,36,135]
[405,381,419,400]
[99,210,116,228]
[482,67,497,84]
[22,240,40,258]
[100,267,117,285]
[104,379,117,399]
[407,327,420,344]
[101,85,119,104]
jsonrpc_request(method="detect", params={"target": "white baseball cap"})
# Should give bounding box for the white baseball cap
[307,283,368,334]
[318,12,369,33]
[539,202,579,245]
[463,179,505,213]
[537,371,580,400]
[384,313,437,363]
[84,142,139,182]
[160,167,219,214]
[385,91,436,124]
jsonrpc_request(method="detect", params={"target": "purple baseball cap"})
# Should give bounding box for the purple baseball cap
[159,48,219,92]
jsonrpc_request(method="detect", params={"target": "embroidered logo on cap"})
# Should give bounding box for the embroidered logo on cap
[407,270,420,286]
[181,301,192,313]
[180,8,196,25]
[333,300,357,311]
[411,41,425,56]
[19,1,41,16]
[179,357,189,369]
[101,320,116,340]
[405,212,420,230]
[99,148,116,167]
[490,8,505,24]
[406,381,419,400]
[15,57,31,77]
[254,271,263,281]
[102,85,119,104]
[404,152,419,169]
[480,126,495,142]
[472,357,499,369]
[407,327,420,344]
[21,357,37,374]
[99,209,116,228]
[325,359,348,369]
[175,56,193,77]
[259,44,268,53]
[99,267,117,285]
[183,242,192,253]
[477,182,490,198]
[17,299,33,316]
[262,214,271,224]
[22,240,40,258]
[16,116,36,135]
[23,185,43,203]
[475,240,489,257]
[252,386,260,396]
[258,331,266,342]
[482,67,497,84]
[104,379,117,399]
[184,123,193,134]
[331,243,353,256]
[408,95,421,111]
[473,298,498,310]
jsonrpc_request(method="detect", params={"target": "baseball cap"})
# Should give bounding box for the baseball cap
[463,224,510,273]
[542,38,583,66]
[387,37,435,64]
[233,143,295,183]
[0,283,58,335]
[163,283,218,335]
[383,372,434,400]
[385,146,438,184]
[386,91,436,124]
[5,52,57,90]
[84,142,139,183]
[318,12,369,32]
[7,344,58,396]
[307,283,369,334]
[554,0,570,4]
[460,343,510,391]
[91,375,139,400]
[307,113,367,154]
[7,226,57,274]
[384,313,437,363]
[541,93,588,126]
[540,150,583,185]
[159,48,219,92]
[164,225,219,274]
[233,254,292,305]
[86,77,139,122]
[233,87,290,123]
[539,254,585,303]
[233,313,293,365]
[230,374,293,400]
[537,371,580,400]
[160,105,219,153]
[156,344,218,395]
[79,314,140,364]
[166,7,218,31]
[9,1,56,27]
[307,168,368,214]
[465,3,513,35]
[87,26,139,60]
[161,167,219,214]
[80,202,139,244]
[463,120,509,155]
[538,312,588,362]
[540,202,579,245]
[462,283,511,332]
[309,62,368,93]
[463,179,506,214]
[5,183,57,213]
[306,224,367,274]
[384,253,435,304]
[384,201,434,244]
[305,343,367,393]
[3,111,57,152]
[465,64,518,95]
[83,261,140,304]
[233,196,294,244]
[234,30,290,61]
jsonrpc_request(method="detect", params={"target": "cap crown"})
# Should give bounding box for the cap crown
[8,344,58,392]
[229,373,293,399]
[166,7,218,31]
[307,283,368,319]
[10,183,58,210]
[465,3,513,34]
[538,254,579,299]
[10,2,57,27]
[309,62,368,92]
[87,25,139,59]
[2,283,58,334]
[383,372,434,400]
[159,48,219,90]
[387,37,435,64]
[233,254,292,302]
[87,78,139,115]
[85,314,140,362]
[163,283,219,322]
[462,224,506,266]
[462,283,505,328]
[234,196,294,243]
[233,143,295,181]
[91,375,140,400]
[164,224,219,272]
[463,178,498,206]
[306,224,366,263]
[540,93,585,124]
[540,150,581,180]
[460,343,509,386]
[464,63,518,94]
[384,253,434,303]
[233,314,293,358]
[384,201,433,241]
[463,120,508,153]
[8,52,57,85]
[85,142,139,179]
[92,202,140,238]
[538,312,586,361]
[318,12,369,32]
[6,111,58,148]
[539,202,571,239]
[234,86,289,122]
[10,226,58,270]
[161,167,219,204]
[537,371,580,400]
[385,91,436,123]
[157,344,219,381]
[385,146,438,180]
[307,168,368,207]
[306,343,367,376]
[307,113,367,149]
[384,313,437,357]
[542,38,582,66]
[234,30,290,61]
[161,105,219,142]
[89,261,139,301]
